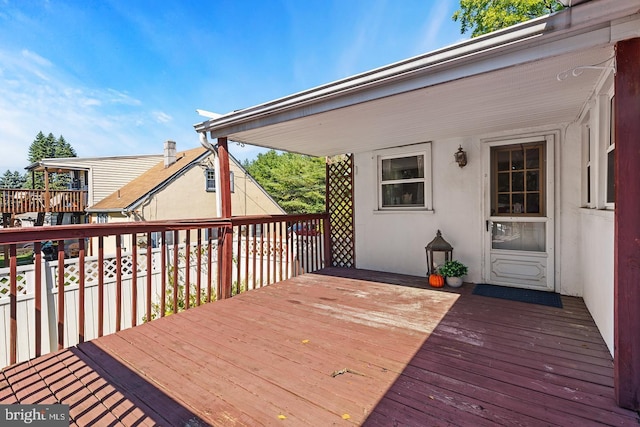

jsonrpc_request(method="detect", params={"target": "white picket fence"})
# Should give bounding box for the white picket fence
[0,238,315,369]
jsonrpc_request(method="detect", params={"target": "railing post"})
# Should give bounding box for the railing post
[323,214,331,268]
[217,137,233,299]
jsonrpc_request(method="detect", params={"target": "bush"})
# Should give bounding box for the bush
[438,260,468,277]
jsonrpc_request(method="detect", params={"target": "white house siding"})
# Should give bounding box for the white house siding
[578,209,614,354]
[84,156,163,205]
[354,137,482,282]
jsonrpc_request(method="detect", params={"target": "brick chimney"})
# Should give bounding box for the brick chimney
[164,140,177,168]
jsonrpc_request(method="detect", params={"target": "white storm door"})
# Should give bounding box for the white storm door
[483,136,555,291]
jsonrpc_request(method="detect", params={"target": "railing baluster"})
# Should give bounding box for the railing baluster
[207,228,213,303]
[160,231,167,317]
[131,233,138,327]
[9,244,17,365]
[315,218,321,271]
[115,235,122,332]
[236,225,241,294]
[272,222,277,284]
[146,232,152,321]
[259,223,264,288]
[78,239,85,343]
[244,225,249,292]
[252,225,257,290]
[278,222,283,283]
[34,241,42,356]
[57,240,65,349]
[266,222,271,285]
[172,230,179,314]
[185,231,190,310]
[98,236,104,337]
[196,229,202,306]
[285,222,290,280]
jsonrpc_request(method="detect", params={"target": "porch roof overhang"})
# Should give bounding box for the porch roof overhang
[194,0,640,157]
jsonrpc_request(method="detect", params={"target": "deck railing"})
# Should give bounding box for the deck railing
[0,189,88,214]
[0,213,328,368]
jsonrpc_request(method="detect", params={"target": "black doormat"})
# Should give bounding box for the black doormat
[472,284,563,308]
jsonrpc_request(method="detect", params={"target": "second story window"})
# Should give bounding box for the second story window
[205,168,235,193]
[205,168,216,192]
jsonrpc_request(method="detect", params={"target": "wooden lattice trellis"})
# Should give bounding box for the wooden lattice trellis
[326,154,355,268]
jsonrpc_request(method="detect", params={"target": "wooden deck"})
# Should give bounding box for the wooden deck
[1,268,637,426]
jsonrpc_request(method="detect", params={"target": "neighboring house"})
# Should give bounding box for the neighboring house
[27,154,164,208]
[10,154,163,226]
[87,141,284,251]
[194,0,639,377]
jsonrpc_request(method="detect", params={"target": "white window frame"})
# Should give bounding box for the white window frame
[605,94,615,208]
[205,168,216,192]
[580,69,615,211]
[375,142,432,211]
[581,111,594,208]
[204,168,234,193]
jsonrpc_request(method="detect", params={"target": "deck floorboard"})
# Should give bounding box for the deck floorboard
[1,268,637,426]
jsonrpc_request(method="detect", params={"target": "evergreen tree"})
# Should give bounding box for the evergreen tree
[25,131,78,189]
[243,150,325,214]
[0,170,26,188]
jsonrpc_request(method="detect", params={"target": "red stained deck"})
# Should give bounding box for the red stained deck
[1,268,637,426]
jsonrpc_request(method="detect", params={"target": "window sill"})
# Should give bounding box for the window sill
[373,209,435,215]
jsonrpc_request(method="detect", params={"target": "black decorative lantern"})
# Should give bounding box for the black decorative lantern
[425,230,453,275]
[454,145,467,167]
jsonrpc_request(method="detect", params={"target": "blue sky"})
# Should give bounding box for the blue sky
[0,0,466,173]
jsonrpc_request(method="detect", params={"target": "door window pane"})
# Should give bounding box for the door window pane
[497,173,509,192]
[492,221,545,252]
[512,172,524,192]
[497,151,510,171]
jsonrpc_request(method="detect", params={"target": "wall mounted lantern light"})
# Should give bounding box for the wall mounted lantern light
[454,145,467,168]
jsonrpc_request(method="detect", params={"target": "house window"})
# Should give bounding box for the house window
[204,168,235,193]
[376,143,432,210]
[205,168,216,192]
[96,213,108,224]
[582,114,592,207]
[606,96,615,205]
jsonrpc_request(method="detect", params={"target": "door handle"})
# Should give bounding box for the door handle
[486,220,490,232]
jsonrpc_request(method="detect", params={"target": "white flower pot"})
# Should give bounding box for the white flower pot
[446,276,463,288]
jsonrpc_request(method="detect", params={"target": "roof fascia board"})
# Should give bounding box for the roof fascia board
[25,154,163,171]
[195,0,639,139]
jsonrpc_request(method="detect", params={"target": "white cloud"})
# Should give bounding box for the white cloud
[152,111,172,123]
[0,47,193,173]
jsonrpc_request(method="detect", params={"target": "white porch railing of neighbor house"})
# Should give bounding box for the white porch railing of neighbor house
[0,214,328,369]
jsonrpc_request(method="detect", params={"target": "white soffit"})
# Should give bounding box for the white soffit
[224,45,613,157]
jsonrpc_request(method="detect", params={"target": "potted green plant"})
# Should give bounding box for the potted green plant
[438,260,468,288]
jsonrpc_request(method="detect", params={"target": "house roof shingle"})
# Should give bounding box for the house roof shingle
[89,147,208,211]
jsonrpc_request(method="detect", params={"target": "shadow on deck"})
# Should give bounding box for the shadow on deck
[1,268,637,426]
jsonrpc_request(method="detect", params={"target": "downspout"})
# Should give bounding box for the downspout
[199,132,222,218]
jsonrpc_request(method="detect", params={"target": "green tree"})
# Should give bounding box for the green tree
[243,150,325,214]
[25,131,77,189]
[452,0,563,37]
[0,171,26,188]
